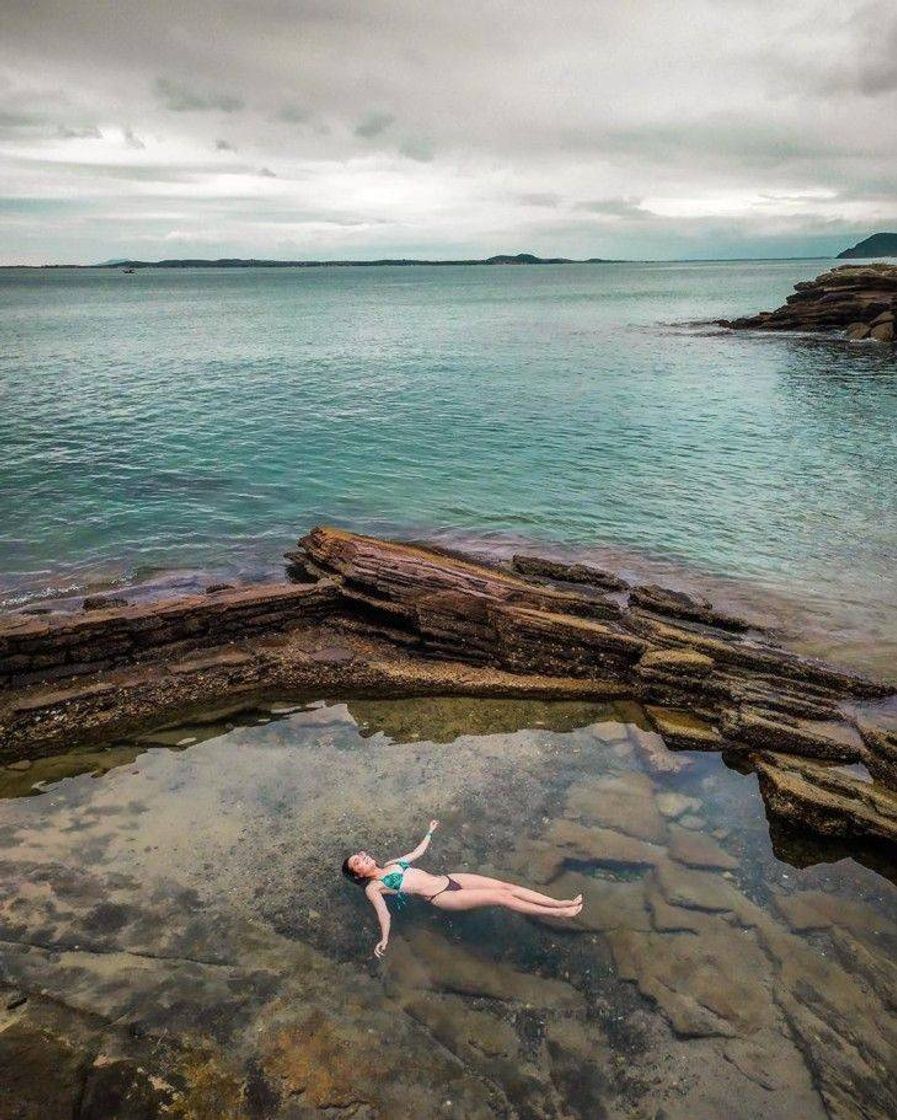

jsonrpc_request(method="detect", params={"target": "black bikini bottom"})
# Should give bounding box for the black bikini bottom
[428,876,462,901]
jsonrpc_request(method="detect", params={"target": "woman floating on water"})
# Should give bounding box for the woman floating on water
[342,819,583,957]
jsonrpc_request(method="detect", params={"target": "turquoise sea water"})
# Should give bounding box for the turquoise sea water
[1,261,895,666]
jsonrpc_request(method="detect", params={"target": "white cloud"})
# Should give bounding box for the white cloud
[0,0,895,262]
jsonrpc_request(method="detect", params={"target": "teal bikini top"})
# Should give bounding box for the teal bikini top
[381,860,410,906]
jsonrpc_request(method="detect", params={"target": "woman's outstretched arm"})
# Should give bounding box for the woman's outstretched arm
[365,881,392,958]
[390,819,439,864]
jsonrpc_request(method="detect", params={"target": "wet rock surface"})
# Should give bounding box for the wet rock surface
[1,700,894,1118]
[719,262,897,340]
[2,526,895,851]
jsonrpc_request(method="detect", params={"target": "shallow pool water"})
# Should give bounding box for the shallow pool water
[1,697,895,1118]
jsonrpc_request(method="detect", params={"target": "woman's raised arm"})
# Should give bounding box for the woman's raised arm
[390,819,439,865]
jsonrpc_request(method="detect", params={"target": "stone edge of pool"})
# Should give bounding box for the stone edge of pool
[1,524,895,848]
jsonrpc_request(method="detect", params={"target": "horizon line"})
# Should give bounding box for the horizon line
[0,253,856,269]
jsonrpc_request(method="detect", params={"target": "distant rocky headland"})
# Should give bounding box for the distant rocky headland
[2,526,895,851]
[38,252,623,270]
[719,262,897,342]
[837,232,897,259]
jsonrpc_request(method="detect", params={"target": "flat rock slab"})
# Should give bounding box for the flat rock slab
[668,826,739,870]
[655,859,742,913]
[390,929,584,1009]
[647,705,723,749]
[169,649,255,674]
[528,821,665,881]
[563,770,668,843]
[756,751,897,844]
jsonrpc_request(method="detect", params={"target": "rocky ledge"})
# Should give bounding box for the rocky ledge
[1,526,895,849]
[718,262,897,341]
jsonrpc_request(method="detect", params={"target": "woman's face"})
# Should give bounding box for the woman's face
[348,851,377,877]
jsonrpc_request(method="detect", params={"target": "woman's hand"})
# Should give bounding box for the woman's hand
[374,938,389,959]
[429,819,439,832]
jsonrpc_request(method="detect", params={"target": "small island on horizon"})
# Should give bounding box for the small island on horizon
[837,232,897,259]
[63,252,626,270]
[13,232,894,269]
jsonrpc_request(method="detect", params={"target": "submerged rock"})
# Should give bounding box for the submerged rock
[630,584,750,632]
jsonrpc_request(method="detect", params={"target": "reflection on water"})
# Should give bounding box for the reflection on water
[1,697,896,1118]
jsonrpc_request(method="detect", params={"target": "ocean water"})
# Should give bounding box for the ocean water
[1,261,895,666]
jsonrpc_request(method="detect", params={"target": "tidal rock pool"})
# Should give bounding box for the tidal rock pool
[1,697,895,1119]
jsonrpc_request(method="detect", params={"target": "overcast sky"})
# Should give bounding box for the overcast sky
[2,0,896,263]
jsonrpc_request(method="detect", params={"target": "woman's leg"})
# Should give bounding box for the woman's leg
[430,887,582,917]
[450,872,581,908]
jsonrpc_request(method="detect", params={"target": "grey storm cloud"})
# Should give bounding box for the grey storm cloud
[0,0,896,263]
[154,77,244,113]
[123,126,145,149]
[575,198,649,220]
[57,124,102,139]
[354,112,395,139]
[276,103,309,124]
[398,137,433,163]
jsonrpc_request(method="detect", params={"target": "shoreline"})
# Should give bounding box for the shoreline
[2,525,895,851]
[5,523,895,680]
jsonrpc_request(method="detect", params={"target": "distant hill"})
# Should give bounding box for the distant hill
[76,252,623,270]
[837,233,897,259]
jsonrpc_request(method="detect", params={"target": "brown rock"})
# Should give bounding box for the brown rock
[772,889,896,943]
[82,595,128,611]
[563,770,668,843]
[721,263,897,339]
[531,820,665,880]
[629,584,750,632]
[395,928,584,1008]
[646,705,722,749]
[723,708,864,762]
[654,858,741,912]
[655,791,702,818]
[627,725,695,774]
[552,870,652,932]
[636,647,714,677]
[510,554,629,591]
[607,924,775,1038]
[846,322,871,340]
[858,723,897,789]
[755,751,897,844]
[668,826,738,870]
[870,321,894,342]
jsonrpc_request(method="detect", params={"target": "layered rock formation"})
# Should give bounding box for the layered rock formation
[1,525,895,849]
[718,263,897,341]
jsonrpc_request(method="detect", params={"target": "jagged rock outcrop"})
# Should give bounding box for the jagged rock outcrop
[755,752,897,844]
[718,263,897,341]
[2,525,895,849]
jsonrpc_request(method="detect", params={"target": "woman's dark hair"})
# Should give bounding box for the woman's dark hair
[342,857,368,886]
